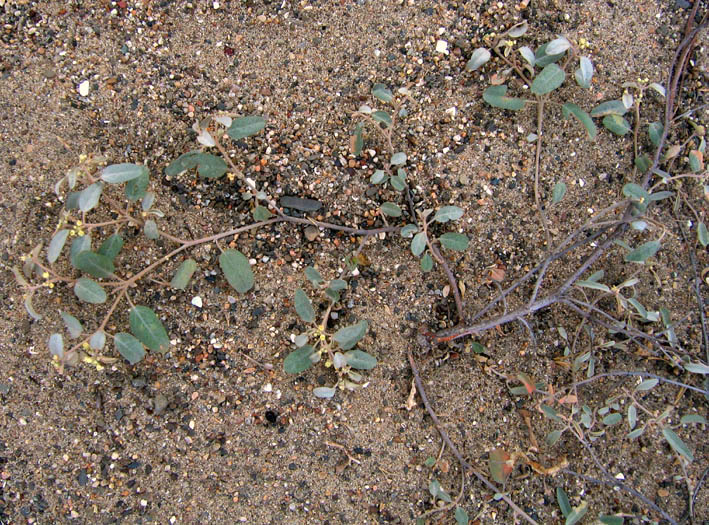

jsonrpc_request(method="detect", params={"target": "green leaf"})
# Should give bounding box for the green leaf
[400,224,418,238]
[313,386,336,398]
[98,234,124,261]
[546,429,562,446]
[166,151,228,179]
[590,100,628,117]
[352,122,363,156]
[144,219,159,240]
[130,306,170,354]
[114,333,146,365]
[434,206,464,223]
[635,378,659,391]
[623,183,650,203]
[101,163,148,184]
[74,251,115,279]
[370,169,387,184]
[685,362,709,374]
[648,121,663,147]
[428,480,452,503]
[454,506,469,525]
[688,150,703,172]
[628,405,637,430]
[252,205,273,221]
[284,345,315,374]
[420,253,433,272]
[227,115,266,140]
[680,414,707,425]
[345,350,377,370]
[562,103,597,140]
[89,331,106,351]
[79,182,104,212]
[603,115,631,136]
[59,311,83,339]
[624,241,661,263]
[65,191,81,210]
[541,404,562,421]
[483,85,526,110]
[390,152,407,165]
[372,110,392,127]
[74,278,107,304]
[531,64,565,95]
[574,56,593,88]
[389,175,406,191]
[424,456,436,467]
[599,515,624,525]
[333,320,368,350]
[327,279,347,291]
[48,333,64,359]
[47,229,70,263]
[24,295,42,321]
[466,47,491,71]
[552,182,567,204]
[635,154,651,173]
[380,202,402,217]
[295,288,315,323]
[556,487,572,517]
[488,449,511,484]
[627,426,645,439]
[411,232,427,257]
[545,37,571,55]
[372,83,393,103]
[170,258,198,290]
[603,413,622,426]
[219,249,254,294]
[535,42,566,67]
[304,266,323,285]
[125,171,149,201]
[662,427,693,462]
[566,501,588,525]
[439,232,469,251]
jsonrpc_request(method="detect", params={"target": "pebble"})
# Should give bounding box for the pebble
[153,394,168,415]
[304,226,319,241]
[191,296,203,308]
[78,80,90,97]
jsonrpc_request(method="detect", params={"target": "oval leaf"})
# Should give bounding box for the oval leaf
[546,37,571,55]
[344,350,377,370]
[372,110,392,127]
[370,169,387,184]
[48,333,64,359]
[304,266,323,285]
[114,332,146,365]
[144,219,159,240]
[129,306,170,354]
[170,258,198,290]
[552,182,567,204]
[390,152,407,165]
[101,163,148,184]
[635,378,659,391]
[420,253,434,272]
[253,205,273,221]
[89,331,106,351]
[455,507,469,525]
[624,241,661,263]
[313,386,336,398]
[125,171,149,201]
[439,232,469,251]
[483,85,525,110]
[227,115,266,140]
[590,100,628,117]
[648,121,663,147]
[434,206,464,223]
[295,288,315,323]
[70,235,91,267]
[74,278,107,304]
[98,234,124,260]
[74,251,115,279]
[79,182,104,212]
[556,487,572,517]
[531,64,566,95]
[284,345,315,374]
[603,115,631,136]
[333,320,368,350]
[400,224,418,238]
[575,56,593,88]
[466,47,491,71]
[59,311,83,339]
[372,83,393,103]
[219,249,254,294]
[48,229,70,264]
[685,362,709,374]
[662,427,693,462]
[381,202,402,217]
[411,232,427,257]
[562,103,597,140]
[488,449,512,484]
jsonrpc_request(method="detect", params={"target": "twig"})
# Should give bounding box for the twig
[430,241,465,324]
[324,440,361,465]
[533,98,552,248]
[407,350,540,525]
[571,371,708,396]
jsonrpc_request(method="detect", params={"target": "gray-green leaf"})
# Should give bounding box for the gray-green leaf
[590,100,628,117]
[624,241,661,263]
[380,202,402,217]
[304,266,323,285]
[219,249,254,294]
[74,251,115,279]
[129,305,170,354]
[697,222,707,247]
[434,206,464,223]
[599,515,624,525]
[227,115,266,140]
[532,64,565,95]
[144,219,159,240]
[89,331,106,350]
[411,232,427,257]
[79,182,104,212]
[400,224,418,238]
[535,42,566,67]
[333,320,368,350]
[562,103,597,140]
[466,47,491,71]
[252,205,273,221]
[372,110,392,127]
[295,288,315,323]
[48,229,70,263]
[170,258,198,290]
[370,170,387,184]
[166,151,228,179]
[552,182,567,204]
[74,278,107,304]
[345,350,377,370]
[429,480,452,503]
[439,232,469,251]
[574,56,593,88]
[98,234,124,261]
[372,83,393,103]
[556,487,571,517]
[125,171,149,201]
[390,152,407,165]
[313,386,336,398]
[483,85,526,110]
[49,333,64,359]
[101,163,148,184]
[648,121,663,147]
[420,253,433,272]
[454,506,469,525]
[662,427,693,461]
[603,115,631,136]
[60,311,83,339]
[114,333,145,365]
[284,345,315,374]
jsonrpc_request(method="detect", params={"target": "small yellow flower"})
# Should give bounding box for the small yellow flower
[75,220,82,227]
[79,154,87,162]
[226,172,236,182]
[42,271,50,279]
[77,230,85,237]
[82,342,90,350]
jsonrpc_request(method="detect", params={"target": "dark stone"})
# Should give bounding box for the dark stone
[280,196,322,212]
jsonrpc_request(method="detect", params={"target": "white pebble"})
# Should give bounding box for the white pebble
[191,296,203,308]
[78,80,90,97]
[436,40,449,54]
